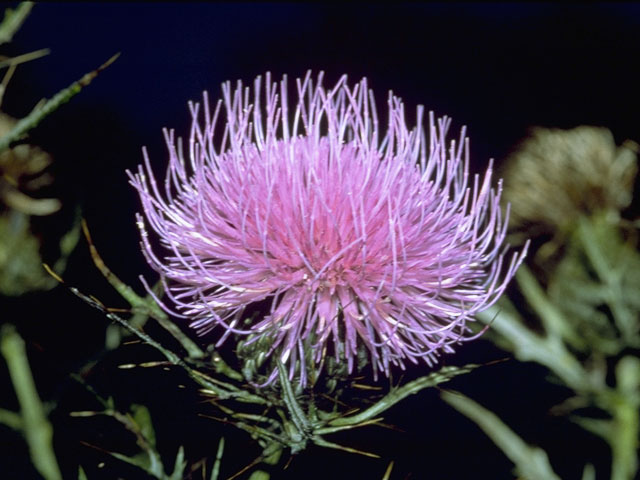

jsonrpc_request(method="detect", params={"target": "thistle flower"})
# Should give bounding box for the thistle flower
[129,72,527,386]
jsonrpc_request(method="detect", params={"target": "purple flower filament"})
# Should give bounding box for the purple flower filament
[129,72,527,386]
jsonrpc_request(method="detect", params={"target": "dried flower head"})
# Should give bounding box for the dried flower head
[502,126,638,240]
[129,72,526,386]
[0,112,60,216]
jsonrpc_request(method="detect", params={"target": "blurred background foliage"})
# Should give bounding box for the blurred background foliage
[447,127,639,480]
[1,3,639,479]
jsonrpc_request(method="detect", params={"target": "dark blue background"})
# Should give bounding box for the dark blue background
[3,3,639,479]
[10,3,640,251]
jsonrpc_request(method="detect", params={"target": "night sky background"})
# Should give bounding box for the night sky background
[2,3,640,479]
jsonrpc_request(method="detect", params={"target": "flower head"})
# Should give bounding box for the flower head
[503,126,638,239]
[129,72,526,386]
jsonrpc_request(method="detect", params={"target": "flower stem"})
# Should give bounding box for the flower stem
[0,324,62,480]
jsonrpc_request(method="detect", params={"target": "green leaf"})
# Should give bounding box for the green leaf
[571,415,613,441]
[248,472,270,480]
[442,390,561,480]
[168,446,186,480]
[130,404,156,448]
[210,437,225,480]
[516,265,585,350]
[476,304,590,392]
[77,465,88,480]
[549,214,640,353]
[616,353,640,398]
[107,450,152,472]
[381,461,394,480]
[325,363,478,429]
[581,463,595,480]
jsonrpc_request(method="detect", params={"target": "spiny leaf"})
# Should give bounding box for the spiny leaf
[328,363,478,428]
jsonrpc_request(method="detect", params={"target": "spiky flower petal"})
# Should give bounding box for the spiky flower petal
[129,72,527,386]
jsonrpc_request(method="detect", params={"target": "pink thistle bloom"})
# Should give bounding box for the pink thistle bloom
[129,72,527,386]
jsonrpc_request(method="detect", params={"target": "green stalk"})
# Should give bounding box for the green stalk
[515,265,584,350]
[81,219,205,360]
[0,324,62,480]
[0,406,22,430]
[476,306,590,392]
[0,2,33,45]
[611,356,640,480]
[0,53,120,154]
[210,437,225,480]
